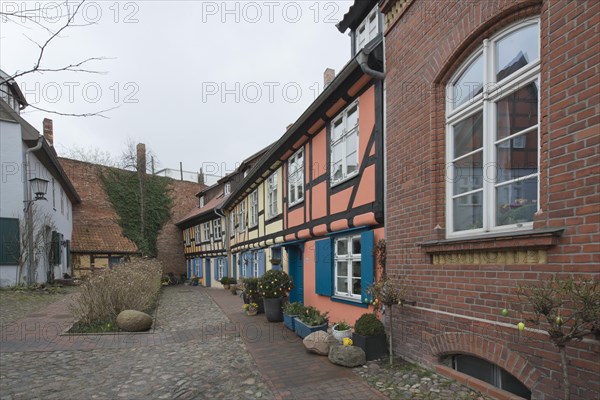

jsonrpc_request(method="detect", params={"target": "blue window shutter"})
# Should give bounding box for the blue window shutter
[315,238,333,296]
[258,250,266,277]
[223,257,228,277]
[360,230,375,303]
[214,260,219,280]
[187,259,191,277]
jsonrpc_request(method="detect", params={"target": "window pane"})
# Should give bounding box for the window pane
[453,53,483,109]
[332,141,343,164]
[289,185,296,204]
[496,177,537,226]
[352,261,361,278]
[455,355,495,386]
[497,129,538,183]
[346,151,358,175]
[333,119,344,141]
[337,260,348,277]
[453,192,483,231]
[337,239,348,256]
[352,237,361,255]
[352,279,361,296]
[337,277,348,294]
[453,112,483,158]
[346,129,358,154]
[496,23,539,81]
[332,162,343,181]
[496,81,538,140]
[346,105,358,130]
[296,183,303,200]
[453,151,483,195]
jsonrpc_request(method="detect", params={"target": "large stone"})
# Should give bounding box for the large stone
[116,310,152,332]
[328,345,366,367]
[303,330,336,356]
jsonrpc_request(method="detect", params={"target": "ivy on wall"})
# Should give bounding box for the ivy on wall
[100,168,172,257]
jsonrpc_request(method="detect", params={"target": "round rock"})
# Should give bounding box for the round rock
[328,345,366,367]
[303,330,335,356]
[116,310,153,332]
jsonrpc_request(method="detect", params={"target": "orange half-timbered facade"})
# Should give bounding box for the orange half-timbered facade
[222,6,385,323]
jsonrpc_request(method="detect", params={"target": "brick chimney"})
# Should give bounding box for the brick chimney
[324,68,335,88]
[136,143,146,175]
[198,167,205,185]
[43,118,53,146]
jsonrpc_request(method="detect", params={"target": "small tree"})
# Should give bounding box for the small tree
[368,239,409,366]
[517,276,599,400]
[16,204,56,285]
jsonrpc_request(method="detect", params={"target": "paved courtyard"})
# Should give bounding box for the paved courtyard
[0,286,488,399]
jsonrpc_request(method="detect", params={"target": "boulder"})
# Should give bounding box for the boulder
[303,330,336,356]
[116,310,152,332]
[328,345,366,367]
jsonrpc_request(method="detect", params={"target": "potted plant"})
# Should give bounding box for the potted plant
[242,303,259,316]
[259,269,294,322]
[294,306,329,339]
[282,302,305,331]
[191,276,200,287]
[242,278,264,314]
[220,276,231,290]
[352,313,387,361]
[228,277,238,291]
[332,320,352,343]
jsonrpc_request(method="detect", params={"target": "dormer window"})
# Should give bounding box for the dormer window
[199,196,205,208]
[355,6,380,53]
[224,182,231,195]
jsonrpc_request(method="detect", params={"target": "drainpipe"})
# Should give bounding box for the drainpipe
[357,51,386,81]
[23,137,44,285]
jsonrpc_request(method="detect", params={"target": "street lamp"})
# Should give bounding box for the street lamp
[29,177,49,201]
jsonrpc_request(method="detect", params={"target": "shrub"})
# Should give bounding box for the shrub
[243,277,261,302]
[220,276,230,285]
[258,269,294,298]
[297,306,329,327]
[69,258,163,325]
[282,301,305,316]
[354,313,385,336]
[228,277,237,285]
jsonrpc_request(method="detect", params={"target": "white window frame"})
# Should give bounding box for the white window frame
[218,258,224,280]
[252,251,259,278]
[194,225,201,244]
[330,100,360,185]
[334,235,361,301]
[230,211,235,237]
[267,171,278,218]
[199,196,205,208]
[224,182,231,195]
[203,221,211,243]
[355,6,380,53]
[287,148,304,206]
[238,201,246,232]
[249,190,258,227]
[213,218,222,240]
[445,19,541,238]
[184,229,191,246]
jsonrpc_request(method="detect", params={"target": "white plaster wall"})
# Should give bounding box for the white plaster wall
[0,119,74,286]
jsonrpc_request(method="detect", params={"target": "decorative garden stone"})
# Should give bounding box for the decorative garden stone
[303,330,336,356]
[328,345,366,367]
[116,310,152,332]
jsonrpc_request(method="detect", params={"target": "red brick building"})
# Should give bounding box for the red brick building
[381,0,598,399]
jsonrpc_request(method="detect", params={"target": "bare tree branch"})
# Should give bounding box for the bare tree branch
[24,103,120,119]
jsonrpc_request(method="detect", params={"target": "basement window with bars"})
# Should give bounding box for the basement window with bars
[446,19,540,237]
[452,355,531,399]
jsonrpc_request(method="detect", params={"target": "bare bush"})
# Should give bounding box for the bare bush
[69,258,162,325]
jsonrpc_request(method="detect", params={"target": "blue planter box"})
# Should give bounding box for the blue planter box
[283,313,298,331]
[293,318,327,339]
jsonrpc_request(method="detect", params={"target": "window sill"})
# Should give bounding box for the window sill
[330,172,359,189]
[331,295,367,308]
[288,199,304,210]
[265,213,281,223]
[420,227,564,254]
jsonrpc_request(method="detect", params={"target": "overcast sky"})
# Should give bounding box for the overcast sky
[1,1,353,182]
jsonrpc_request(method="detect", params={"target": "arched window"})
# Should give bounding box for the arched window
[452,354,532,399]
[446,20,540,236]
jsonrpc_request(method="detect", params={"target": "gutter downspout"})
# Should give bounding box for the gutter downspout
[357,51,386,81]
[23,137,44,285]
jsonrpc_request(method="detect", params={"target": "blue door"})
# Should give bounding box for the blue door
[287,245,304,304]
[187,259,192,278]
[232,254,237,280]
[205,259,211,287]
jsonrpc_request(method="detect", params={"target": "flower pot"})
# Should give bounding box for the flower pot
[352,332,387,361]
[283,313,298,331]
[263,297,284,322]
[223,284,230,290]
[246,310,258,316]
[293,318,328,339]
[332,324,352,343]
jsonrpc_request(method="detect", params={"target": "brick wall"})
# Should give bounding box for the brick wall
[156,180,203,276]
[383,1,599,399]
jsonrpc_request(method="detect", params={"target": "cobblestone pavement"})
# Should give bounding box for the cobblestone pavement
[0,287,76,329]
[354,359,492,400]
[0,286,273,400]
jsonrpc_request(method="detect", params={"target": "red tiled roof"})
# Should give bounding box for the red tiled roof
[72,225,139,253]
